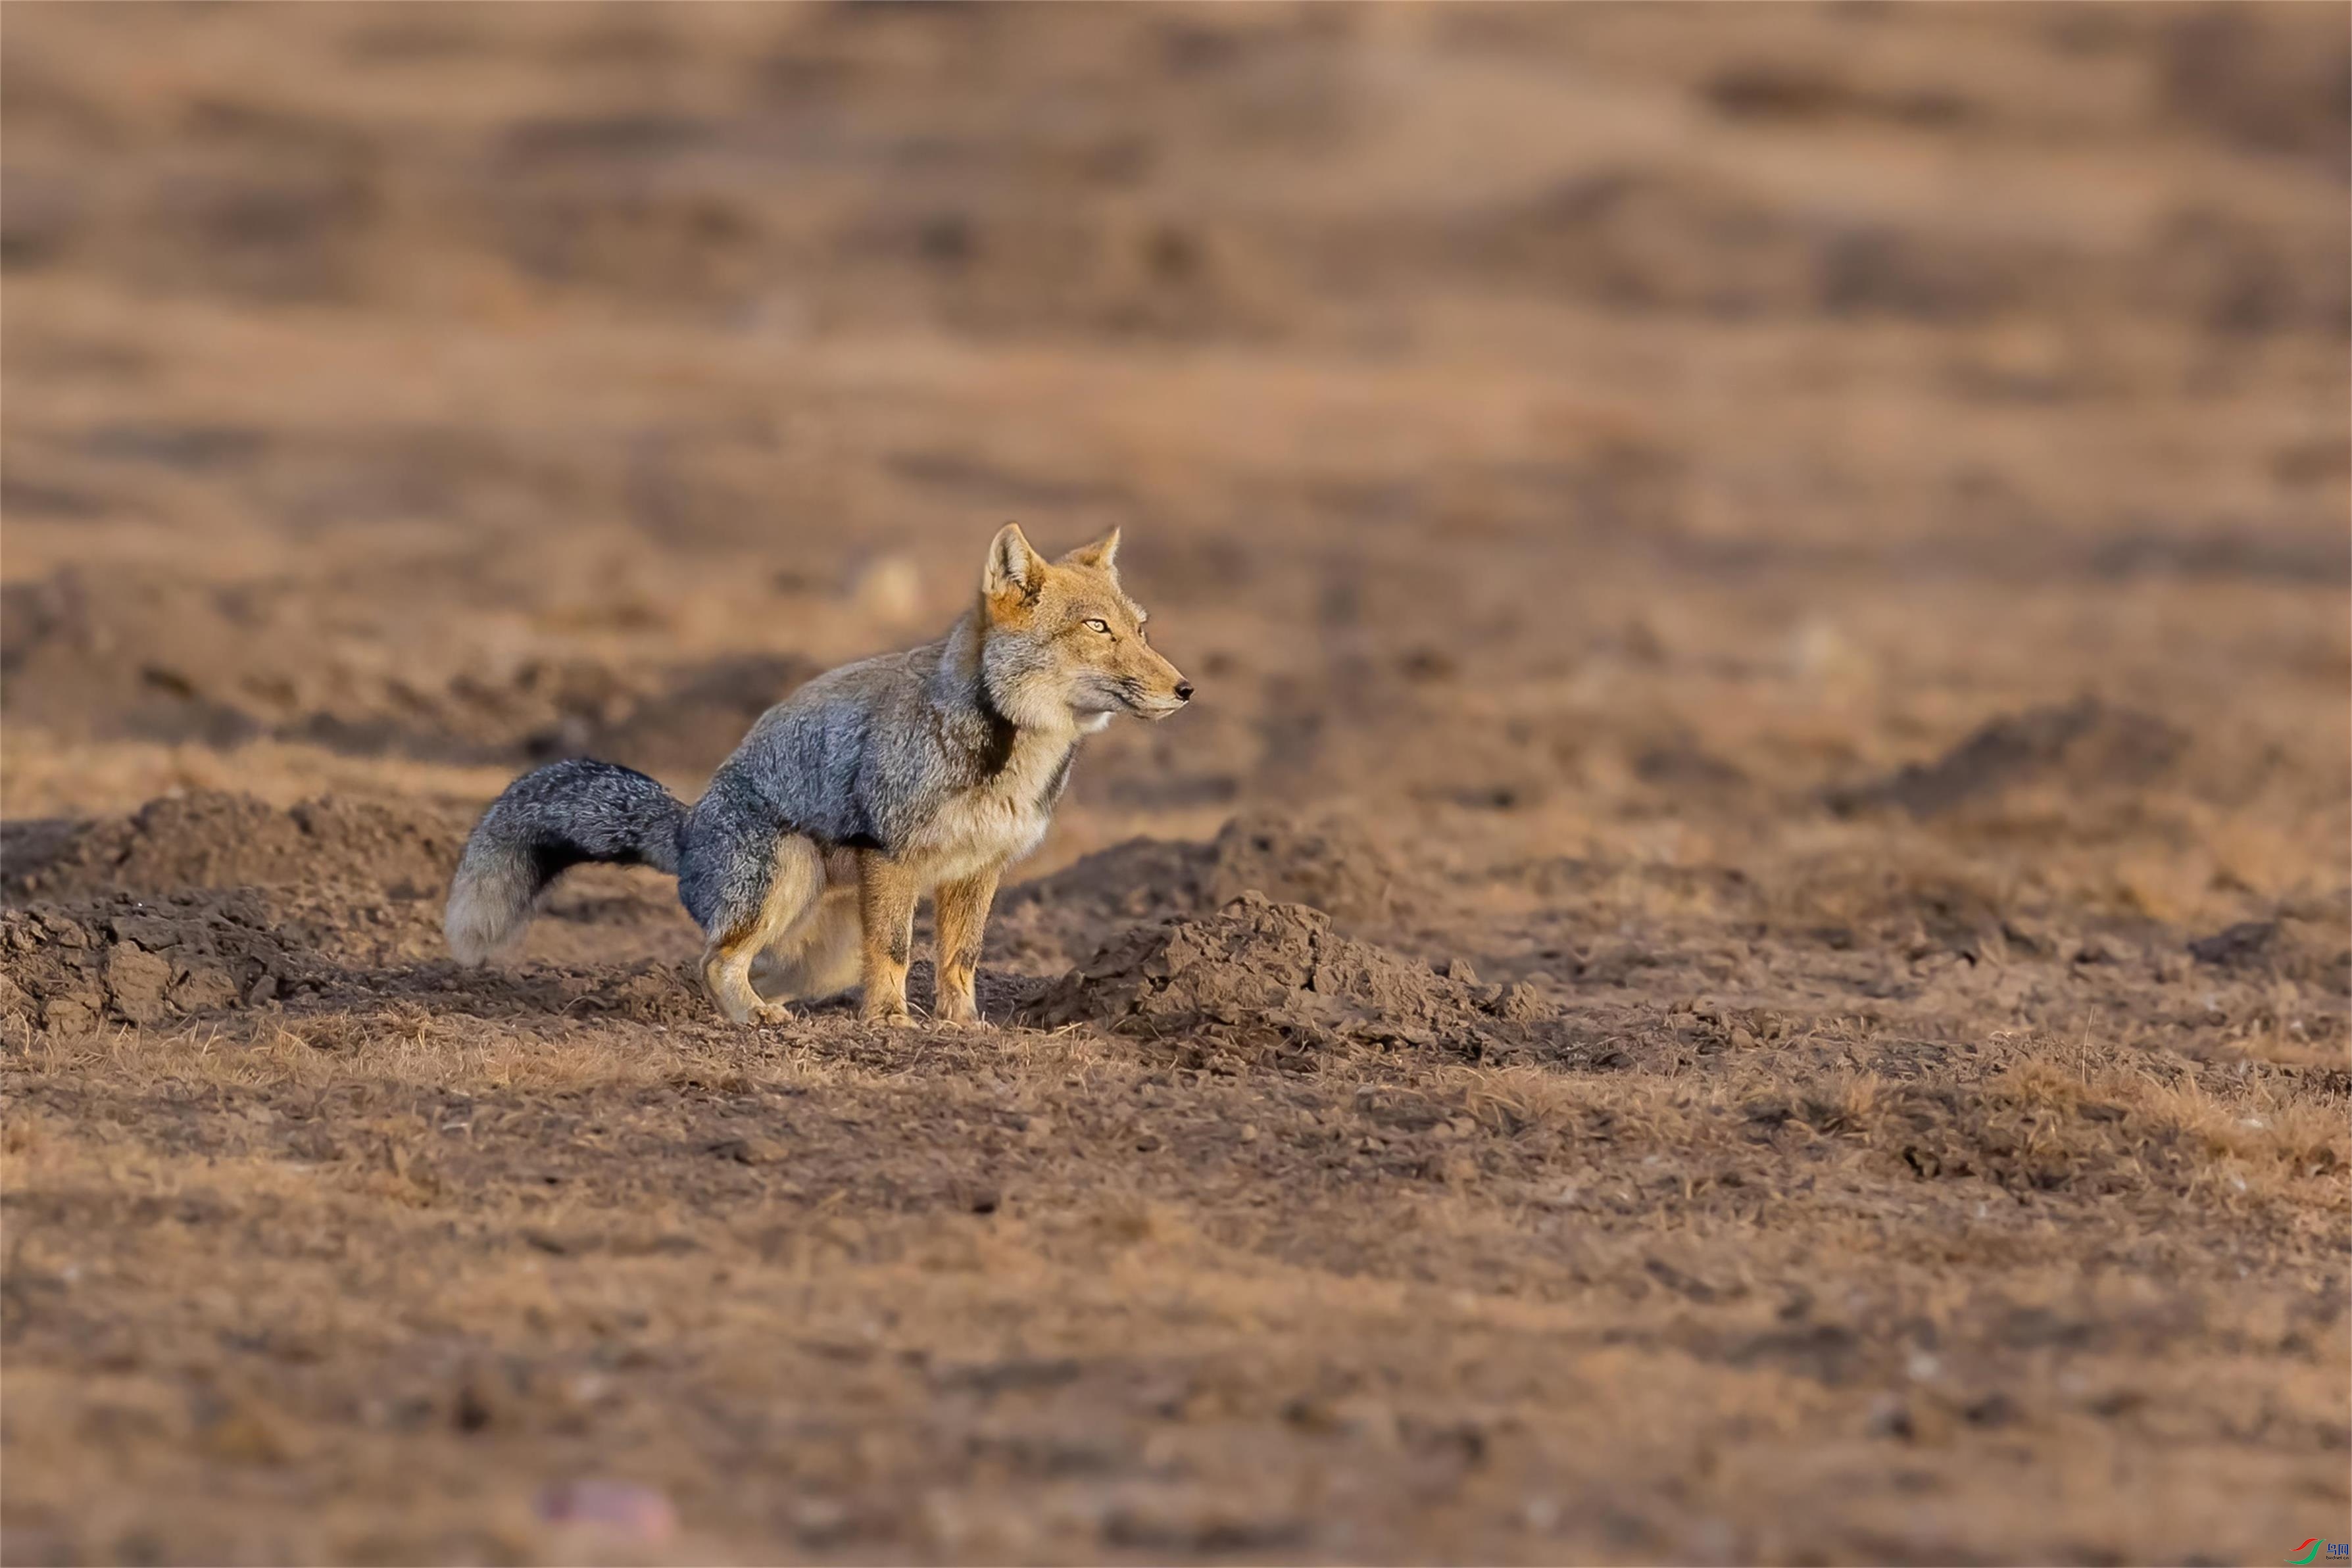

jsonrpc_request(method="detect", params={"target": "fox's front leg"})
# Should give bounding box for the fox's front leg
[855,850,920,1027]
[933,865,1002,1027]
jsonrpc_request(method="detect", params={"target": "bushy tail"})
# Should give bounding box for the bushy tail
[444,758,686,964]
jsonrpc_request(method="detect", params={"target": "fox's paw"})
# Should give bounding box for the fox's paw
[745,1002,796,1028]
[862,1004,916,1029]
[935,1004,988,1029]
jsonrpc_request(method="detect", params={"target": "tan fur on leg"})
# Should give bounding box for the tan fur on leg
[856,850,920,1025]
[932,864,1002,1026]
[751,887,862,1002]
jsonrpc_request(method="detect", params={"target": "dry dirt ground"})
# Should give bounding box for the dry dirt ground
[3,5,2349,1563]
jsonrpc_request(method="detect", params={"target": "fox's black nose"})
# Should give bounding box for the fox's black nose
[1174,681,1194,702]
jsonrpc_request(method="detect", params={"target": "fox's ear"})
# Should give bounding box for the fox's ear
[982,522,1045,602]
[1060,527,1120,574]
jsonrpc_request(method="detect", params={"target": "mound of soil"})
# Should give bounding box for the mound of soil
[993,810,1400,972]
[2,791,470,903]
[1201,811,1395,923]
[1828,697,2190,818]
[0,891,307,1034]
[991,837,1212,968]
[0,885,714,1035]
[1022,892,1555,1061]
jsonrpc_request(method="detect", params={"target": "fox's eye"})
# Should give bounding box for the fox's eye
[1083,618,1112,635]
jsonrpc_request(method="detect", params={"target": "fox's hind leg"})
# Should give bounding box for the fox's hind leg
[698,833,824,1025]
[750,886,860,1002]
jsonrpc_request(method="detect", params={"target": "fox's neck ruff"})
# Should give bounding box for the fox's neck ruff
[970,667,1021,777]
[940,607,1083,774]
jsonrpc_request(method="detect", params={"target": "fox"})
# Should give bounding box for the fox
[443,524,1192,1027]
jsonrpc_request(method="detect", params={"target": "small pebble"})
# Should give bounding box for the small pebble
[535,1479,677,1544]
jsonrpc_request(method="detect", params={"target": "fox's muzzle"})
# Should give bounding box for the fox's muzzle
[1119,672,1192,720]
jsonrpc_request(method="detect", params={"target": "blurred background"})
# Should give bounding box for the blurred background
[5,1,2345,858]
[3,7,2349,1562]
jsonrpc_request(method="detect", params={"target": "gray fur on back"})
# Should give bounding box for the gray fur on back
[677,618,1058,932]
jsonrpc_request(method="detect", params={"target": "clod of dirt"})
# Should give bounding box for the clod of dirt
[1021,892,1557,1060]
[2,791,470,903]
[0,891,306,1033]
[708,1136,789,1167]
[2187,894,2352,988]
[1827,697,2189,818]
[2189,919,2277,968]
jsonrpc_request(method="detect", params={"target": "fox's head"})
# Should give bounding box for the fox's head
[978,522,1192,728]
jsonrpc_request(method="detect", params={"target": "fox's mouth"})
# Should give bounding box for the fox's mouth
[1108,679,1189,721]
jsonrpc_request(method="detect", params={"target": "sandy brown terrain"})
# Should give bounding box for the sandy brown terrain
[3,4,2348,1563]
